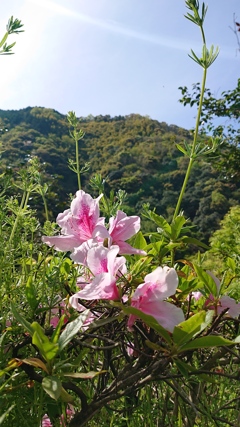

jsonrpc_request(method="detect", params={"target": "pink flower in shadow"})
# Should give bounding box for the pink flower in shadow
[205,271,240,317]
[41,415,52,427]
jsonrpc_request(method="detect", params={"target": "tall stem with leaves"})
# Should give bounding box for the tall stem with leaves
[0,16,24,55]
[67,111,87,191]
[173,0,219,221]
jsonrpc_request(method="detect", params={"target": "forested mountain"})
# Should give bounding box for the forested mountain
[0,106,239,242]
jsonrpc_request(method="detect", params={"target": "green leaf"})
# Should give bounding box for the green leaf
[173,311,213,347]
[175,360,216,383]
[0,405,15,425]
[0,331,7,349]
[176,144,188,156]
[145,340,163,351]
[21,357,49,373]
[182,237,209,250]
[175,359,191,378]
[131,231,147,251]
[171,215,187,240]
[25,275,38,310]
[42,376,61,400]
[31,322,59,361]
[60,258,72,276]
[194,265,218,297]
[88,314,120,330]
[0,32,8,49]
[31,322,49,342]
[178,335,235,353]
[145,211,171,236]
[226,257,236,272]
[51,315,66,344]
[130,255,151,277]
[58,310,89,351]
[63,370,107,379]
[10,302,34,335]
[60,386,75,403]
[122,305,172,344]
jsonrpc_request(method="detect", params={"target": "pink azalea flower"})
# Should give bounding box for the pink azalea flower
[60,405,75,426]
[218,295,240,318]
[70,239,100,265]
[187,291,202,301]
[204,272,240,318]
[41,415,52,427]
[128,266,184,332]
[42,190,106,251]
[71,245,126,300]
[205,294,240,318]
[108,210,146,255]
[199,271,240,318]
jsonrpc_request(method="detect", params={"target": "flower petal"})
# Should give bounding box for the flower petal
[74,273,119,300]
[42,235,80,251]
[220,295,240,318]
[144,266,178,299]
[71,239,99,265]
[116,241,147,256]
[109,211,141,242]
[129,300,184,332]
[70,190,103,240]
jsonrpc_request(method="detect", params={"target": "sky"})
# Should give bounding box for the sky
[0,0,239,129]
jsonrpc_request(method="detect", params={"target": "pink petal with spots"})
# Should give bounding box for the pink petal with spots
[42,190,105,251]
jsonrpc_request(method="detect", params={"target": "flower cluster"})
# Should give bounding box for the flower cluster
[42,190,184,332]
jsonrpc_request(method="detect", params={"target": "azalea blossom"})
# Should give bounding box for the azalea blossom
[41,415,52,427]
[60,405,75,426]
[187,291,202,301]
[42,190,106,251]
[190,271,240,318]
[128,266,184,332]
[205,294,240,317]
[108,210,146,255]
[204,271,240,318]
[41,406,74,427]
[70,245,126,301]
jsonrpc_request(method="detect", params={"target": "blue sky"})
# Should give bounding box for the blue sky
[0,0,239,129]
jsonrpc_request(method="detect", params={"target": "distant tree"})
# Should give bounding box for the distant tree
[178,79,240,181]
[210,205,240,261]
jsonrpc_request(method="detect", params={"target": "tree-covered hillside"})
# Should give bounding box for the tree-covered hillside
[0,107,239,242]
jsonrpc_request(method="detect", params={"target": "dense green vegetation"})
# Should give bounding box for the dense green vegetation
[0,107,239,242]
[1,4,240,426]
